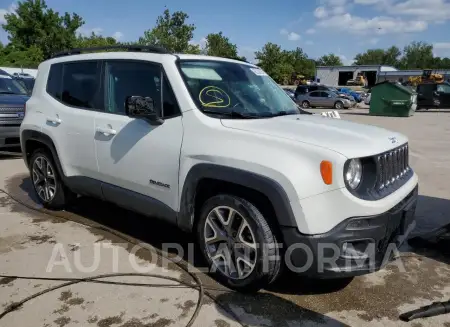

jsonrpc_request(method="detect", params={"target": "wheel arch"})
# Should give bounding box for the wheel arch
[177,163,298,232]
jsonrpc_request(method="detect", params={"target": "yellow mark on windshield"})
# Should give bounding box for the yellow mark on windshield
[199,86,231,108]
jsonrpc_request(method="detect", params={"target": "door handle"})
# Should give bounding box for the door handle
[96,126,117,136]
[46,116,62,124]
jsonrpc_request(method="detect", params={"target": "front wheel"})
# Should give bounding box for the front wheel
[197,194,281,292]
[334,101,344,109]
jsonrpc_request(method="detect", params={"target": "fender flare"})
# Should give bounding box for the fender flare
[21,130,66,181]
[177,163,298,231]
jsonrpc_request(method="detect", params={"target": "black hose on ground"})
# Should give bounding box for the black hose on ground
[0,188,246,327]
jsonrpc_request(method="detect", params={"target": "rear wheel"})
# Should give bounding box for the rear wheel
[197,194,281,292]
[302,101,310,108]
[30,149,74,209]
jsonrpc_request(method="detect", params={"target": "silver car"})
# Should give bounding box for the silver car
[296,90,352,109]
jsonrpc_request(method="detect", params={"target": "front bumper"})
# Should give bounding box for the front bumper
[0,126,21,148]
[281,185,418,278]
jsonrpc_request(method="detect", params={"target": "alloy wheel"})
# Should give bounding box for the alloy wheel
[32,156,57,202]
[204,206,257,280]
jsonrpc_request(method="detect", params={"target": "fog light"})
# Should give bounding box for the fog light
[341,240,372,259]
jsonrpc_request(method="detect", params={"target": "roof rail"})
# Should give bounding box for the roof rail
[50,45,170,59]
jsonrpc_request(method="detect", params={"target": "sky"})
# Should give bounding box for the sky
[1,0,450,64]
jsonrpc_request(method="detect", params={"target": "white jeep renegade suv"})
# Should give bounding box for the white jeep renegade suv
[20,46,418,292]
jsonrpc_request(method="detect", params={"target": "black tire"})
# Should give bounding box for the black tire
[196,194,281,293]
[334,101,344,109]
[29,149,74,210]
[301,101,310,108]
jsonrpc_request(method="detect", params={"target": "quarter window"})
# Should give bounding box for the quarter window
[46,64,63,99]
[309,91,320,97]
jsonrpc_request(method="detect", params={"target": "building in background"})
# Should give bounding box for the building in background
[377,69,450,84]
[316,65,398,87]
[0,67,38,78]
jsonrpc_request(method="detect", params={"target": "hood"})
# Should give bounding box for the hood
[0,94,29,106]
[221,114,407,158]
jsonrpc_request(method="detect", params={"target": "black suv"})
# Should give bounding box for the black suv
[417,83,450,110]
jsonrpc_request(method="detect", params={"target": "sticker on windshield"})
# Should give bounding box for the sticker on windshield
[199,86,231,108]
[0,74,12,79]
[250,68,268,76]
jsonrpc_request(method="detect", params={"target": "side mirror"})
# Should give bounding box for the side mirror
[125,96,163,125]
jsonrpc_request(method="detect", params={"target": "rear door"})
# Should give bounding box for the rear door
[39,60,102,196]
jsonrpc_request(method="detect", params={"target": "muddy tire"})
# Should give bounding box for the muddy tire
[29,149,74,210]
[197,194,281,293]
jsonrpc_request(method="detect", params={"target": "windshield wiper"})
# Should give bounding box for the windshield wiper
[269,110,299,117]
[202,109,262,119]
[0,91,18,95]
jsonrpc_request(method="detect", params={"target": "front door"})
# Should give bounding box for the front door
[94,60,183,222]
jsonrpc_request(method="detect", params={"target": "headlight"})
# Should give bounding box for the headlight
[345,159,362,189]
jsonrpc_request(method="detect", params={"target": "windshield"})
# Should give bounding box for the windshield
[0,75,28,95]
[179,60,299,117]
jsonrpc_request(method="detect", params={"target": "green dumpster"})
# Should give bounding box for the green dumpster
[369,81,417,117]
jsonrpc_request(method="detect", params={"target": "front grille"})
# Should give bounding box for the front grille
[0,106,25,125]
[376,144,410,190]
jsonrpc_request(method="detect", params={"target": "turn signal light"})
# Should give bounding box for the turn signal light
[320,161,333,185]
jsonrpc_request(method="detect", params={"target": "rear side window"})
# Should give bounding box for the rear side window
[61,61,102,110]
[46,64,63,100]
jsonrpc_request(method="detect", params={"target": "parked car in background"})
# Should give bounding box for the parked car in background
[364,92,371,105]
[283,88,295,100]
[296,90,353,109]
[14,77,35,95]
[416,82,450,110]
[338,87,364,103]
[0,73,29,148]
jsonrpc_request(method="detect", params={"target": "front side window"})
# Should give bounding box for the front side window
[0,75,28,95]
[309,91,321,97]
[180,60,299,118]
[104,61,179,117]
[61,61,102,109]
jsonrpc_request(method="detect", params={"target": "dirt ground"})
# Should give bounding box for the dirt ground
[0,108,449,327]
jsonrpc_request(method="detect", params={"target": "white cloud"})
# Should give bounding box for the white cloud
[354,0,386,4]
[332,6,346,14]
[305,28,316,34]
[112,31,123,40]
[321,0,347,5]
[78,27,104,36]
[280,29,301,41]
[314,7,328,19]
[0,3,16,24]
[434,42,450,49]
[189,37,207,48]
[390,0,450,22]
[317,13,427,34]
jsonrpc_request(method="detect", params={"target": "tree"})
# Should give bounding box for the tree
[382,46,401,67]
[285,47,315,78]
[204,32,239,59]
[138,9,197,53]
[255,43,289,83]
[2,0,84,59]
[400,41,434,69]
[0,45,44,68]
[316,54,343,66]
[75,33,118,48]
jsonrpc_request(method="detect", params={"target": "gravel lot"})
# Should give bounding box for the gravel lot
[0,108,449,327]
